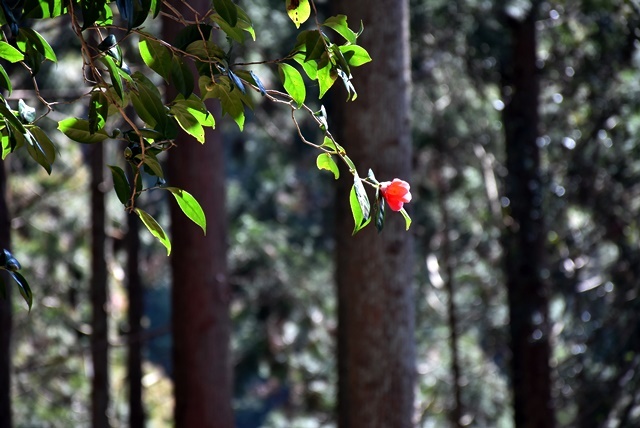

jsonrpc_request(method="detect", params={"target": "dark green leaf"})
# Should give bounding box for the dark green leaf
[170,55,194,98]
[29,126,56,165]
[10,271,32,310]
[108,165,130,205]
[210,80,245,130]
[142,154,163,178]
[164,187,206,234]
[0,65,12,94]
[304,30,326,63]
[135,208,171,255]
[211,14,245,43]
[213,0,237,27]
[24,131,52,174]
[89,91,109,133]
[173,24,212,51]
[374,191,385,233]
[101,55,123,99]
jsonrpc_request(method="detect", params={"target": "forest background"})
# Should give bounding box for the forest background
[1,0,639,427]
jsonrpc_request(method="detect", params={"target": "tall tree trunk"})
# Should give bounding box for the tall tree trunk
[89,143,109,428]
[333,0,415,426]
[163,4,234,427]
[126,210,144,427]
[0,160,12,428]
[500,7,555,428]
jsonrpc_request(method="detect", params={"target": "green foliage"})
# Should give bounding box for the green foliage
[0,0,409,308]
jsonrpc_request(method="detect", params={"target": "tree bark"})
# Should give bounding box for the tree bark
[126,209,144,427]
[0,160,12,428]
[500,7,555,428]
[89,143,109,428]
[333,0,415,427]
[163,3,234,426]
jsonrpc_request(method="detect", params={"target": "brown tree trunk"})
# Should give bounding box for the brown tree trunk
[0,160,12,428]
[126,209,144,427]
[500,7,555,428]
[163,3,234,426]
[333,0,415,427]
[89,143,109,428]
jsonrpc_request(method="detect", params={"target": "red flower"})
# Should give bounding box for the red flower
[380,179,412,211]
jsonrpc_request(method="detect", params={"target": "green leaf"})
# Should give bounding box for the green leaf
[0,98,26,134]
[18,28,57,62]
[321,136,336,151]
[213,0,237,27]
[173,94,215,127]
[316,153,339,179]
[185,40,226,62]
[317,58,337,99]
[170,55,194,98]
[350,175,371,235]
[24,130,52,174]
[89,91,109,133]
[170,103,205,142]
[0,65,12,94]
[304,30,326,63]
[339,45,372,67]
[135,208,171,255]
[293,52,317,80]
[164,187,206,234]
[278,63,305,106]
[101,55,123,99]
[173,24,212,51]
[0,41,24,63]
[131,77,170,134]
[211,13,245,43]
[108,165,130,205]
[10,271,32,310]
[399,208,412,231]
[286,0,310,29]
[139,36,173,81]
[142,154,163,178]
[29,126,56,165]
[58,118,110,144]
[323,15,357,44]
[210,80,245,130]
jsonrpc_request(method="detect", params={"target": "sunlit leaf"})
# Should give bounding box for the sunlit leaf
[213,0,237,27]
[323,15,357,44]
[58,118,110,144]
[286,0,310,29]
[278,63,305,106]
[164,187,206,234]
[350,175,371,235]
[339,45,372,67]
[139,36,173,81]
[316,153,339,179]
[89,91,109,133]
[0,41,24,62]
[399,208,412,231]
[135,208,171,255]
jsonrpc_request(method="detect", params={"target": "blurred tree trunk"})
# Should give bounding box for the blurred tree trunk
[333,0,415,426]
[126,210,144,427]
[500,7,555,428]
[163,3,234,427]
[89,143,109,428]
[0,160,11,428]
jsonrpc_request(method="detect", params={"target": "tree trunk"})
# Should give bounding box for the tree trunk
[500,7,555,428]
[126,209,144,427]
[0,160,12,428]
[89,143,109,428]
[163,4,234,426]
[333,0,415,427]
